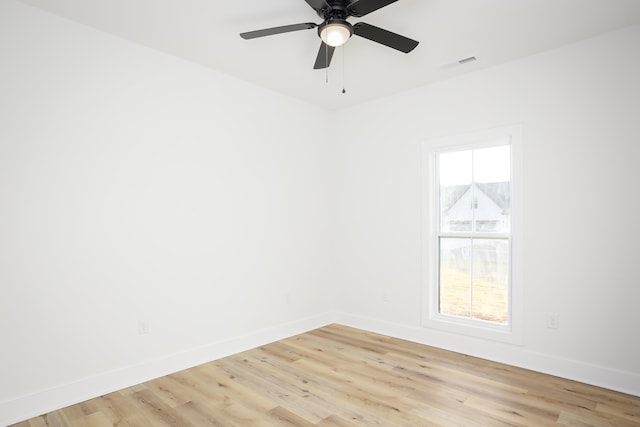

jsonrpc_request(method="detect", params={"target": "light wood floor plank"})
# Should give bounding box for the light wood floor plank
[10,324,640,426]
[96,390,156,427]
[267,406,316,427]
[596,401,640,423]
[315,414,361,427]
[66,412,113,427]
[172,400,231,427]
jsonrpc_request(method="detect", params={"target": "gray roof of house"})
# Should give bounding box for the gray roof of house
[441,182,510,212]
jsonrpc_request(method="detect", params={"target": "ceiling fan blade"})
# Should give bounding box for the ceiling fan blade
[313,42,335,69]
[304,0,331,13]
[353,22,418,53]
[347,0,399,17]
[240,22,317,39]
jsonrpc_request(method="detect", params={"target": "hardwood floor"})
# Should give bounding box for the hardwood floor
[11,324,640,426]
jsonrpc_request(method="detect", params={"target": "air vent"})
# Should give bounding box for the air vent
[440,56,477,69]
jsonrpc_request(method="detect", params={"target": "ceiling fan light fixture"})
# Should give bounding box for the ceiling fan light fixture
[320,21,352,47]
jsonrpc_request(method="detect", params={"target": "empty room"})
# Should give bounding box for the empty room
[1,0,639,425]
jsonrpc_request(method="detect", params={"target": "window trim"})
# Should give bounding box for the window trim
[421,125,524,345]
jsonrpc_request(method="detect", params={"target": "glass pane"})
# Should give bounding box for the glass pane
[473,145,511,233]
[471,239,509,324]
[439,151,472,232]
[439,238,471,318]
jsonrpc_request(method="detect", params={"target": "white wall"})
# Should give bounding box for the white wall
[0,2,332,423]
[333,24,640,394]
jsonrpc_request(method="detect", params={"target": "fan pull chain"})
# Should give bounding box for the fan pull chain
[325,43,329,84]
[342,45,346,94]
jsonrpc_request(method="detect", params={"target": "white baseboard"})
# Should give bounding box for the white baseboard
[335,312,640,398]
[0,313,333,427]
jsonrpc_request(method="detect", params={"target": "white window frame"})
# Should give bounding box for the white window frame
[421,125,524,345]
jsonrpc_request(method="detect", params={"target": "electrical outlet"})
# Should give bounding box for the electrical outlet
[382,292,389,303]
[138,320,150,335]
[546,314,559,330]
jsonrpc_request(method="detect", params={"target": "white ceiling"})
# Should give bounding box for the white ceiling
[16,0,640,110]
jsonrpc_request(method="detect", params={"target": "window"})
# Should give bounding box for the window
[421,126,523,344]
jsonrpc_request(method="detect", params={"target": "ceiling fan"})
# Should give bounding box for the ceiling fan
[240,0,419,70]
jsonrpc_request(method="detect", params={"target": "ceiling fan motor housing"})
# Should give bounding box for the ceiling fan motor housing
[317,0,350,19]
